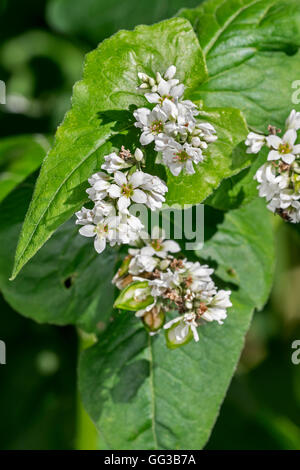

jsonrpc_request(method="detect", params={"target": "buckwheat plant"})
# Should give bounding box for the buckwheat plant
[8,7,293,449]
[112,228,232,349]
[246,110,300,223]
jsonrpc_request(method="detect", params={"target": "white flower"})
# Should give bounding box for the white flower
[201,290,232,325]
[139,174,168,210]
[78,216,120,253]
[101,152,132,174]
[147,269,181,297]
[184,261,215,294]
[159,139,203,176]
[93,200,116,219]
[75,207,94,225]
[128,246,158,275]
[134,106,174,145]
[118,213,144,244]
[245,132,266,154]
[128,227,180,275]
[194,122,218,144]
[286,109,300,131]
[86,171,111,202]
[107,170,148,212]
[164,312,199,343]
[254,163,288,201]
[267,129,300,164]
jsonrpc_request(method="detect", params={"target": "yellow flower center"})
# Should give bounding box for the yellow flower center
[151,120,164,134]
[174,150,190,162]
[121,183,133,198]
[278,142,291,155]
[151,239,163,251]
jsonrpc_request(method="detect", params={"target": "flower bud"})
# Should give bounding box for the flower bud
[164,65,176,80]
[134,148,144,162]
[156,72,162,83]
[114,281,154,311]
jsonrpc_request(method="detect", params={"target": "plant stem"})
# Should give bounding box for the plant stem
[75,329,98,450]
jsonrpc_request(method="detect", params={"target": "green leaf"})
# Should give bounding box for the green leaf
[0,175,118,332]
[0,134,50,203]
[180,0,300,132]
[11,18,207,280]
[205,149,268,210]
[47,0,203,45]
[166,106,248,205]
[79,198,275,449]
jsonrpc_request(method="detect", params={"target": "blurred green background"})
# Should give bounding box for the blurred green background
[0,0,300,450]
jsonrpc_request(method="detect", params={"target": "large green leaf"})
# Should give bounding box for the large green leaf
[0,175,118,332]
[0,134,50,203]
[47,0,202,45]
[79,198,275,449]
[180,0,300,131]
[11,18,207,280]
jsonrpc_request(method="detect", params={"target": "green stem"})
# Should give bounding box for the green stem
[75,329,98,450]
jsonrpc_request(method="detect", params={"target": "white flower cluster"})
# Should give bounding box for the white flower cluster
[113,228,232,348]
[75,147,168,253]
[134,65,217,176]
[246,110,300,223]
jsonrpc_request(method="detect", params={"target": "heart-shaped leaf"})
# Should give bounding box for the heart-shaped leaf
[180,0,300,132]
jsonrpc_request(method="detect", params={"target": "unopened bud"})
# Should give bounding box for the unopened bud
[134,148,144,162]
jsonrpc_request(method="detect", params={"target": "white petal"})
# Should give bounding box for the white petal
[114,170,127,186]
[131,189,147,203]
[107,184,121,198]
[79,225,95,237]
[293,144,300,154]
[157,78,170,96]
[282,153,295,164]
[134,107,150,126]
[171,84,184,99]
[267,150,280,161]
[94,237,106,254]
[129,171,145,188]
[266,135,281,149]
[140,132,154,145]
[283,129,297,146]
[162,240,181,253]
[144,93,160,103]
[118,196,131,212]
[164,65,176,80]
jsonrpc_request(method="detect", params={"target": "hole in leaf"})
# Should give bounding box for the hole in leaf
[64,276,74,289]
